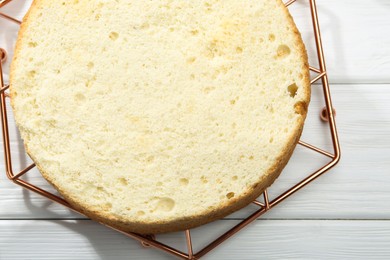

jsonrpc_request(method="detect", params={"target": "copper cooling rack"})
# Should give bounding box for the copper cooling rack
[0,0,340,259]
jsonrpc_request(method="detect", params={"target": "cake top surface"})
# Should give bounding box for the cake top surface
[10,0,310,233]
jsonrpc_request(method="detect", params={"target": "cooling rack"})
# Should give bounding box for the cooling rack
[0,0,340,259]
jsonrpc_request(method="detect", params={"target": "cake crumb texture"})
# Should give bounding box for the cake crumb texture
[10,0,310,233]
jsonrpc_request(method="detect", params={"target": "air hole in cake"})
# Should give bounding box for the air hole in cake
[294,101,307,115]
[190,29,199,36]
[156,198,175,212]
[28,42,38,48]
[203,86,215,94]
[27,70,36,78]
[232,176,238,181]
[187,57,196,64]
[277,44,291,58]
[146,156,154,163]
[236,46,243,53]
[74,93,85,102]
[269,137,274,143]
[109,32,119,41]
[249,156,254,160]
[87,62,94,69]
[141,23,150,30]
[288,83,298,97]
[137,211,145,216]
[226,192,235,199]
[266,105,274,113]
[85,75,97,88]
[200,176,208,184]
[180,178,189,186]
[119,178,128,186]
[269,34,275,42]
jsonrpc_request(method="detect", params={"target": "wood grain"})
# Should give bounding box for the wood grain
[1,220,390,260]
[2,0,390,84]
[1,0,390,259]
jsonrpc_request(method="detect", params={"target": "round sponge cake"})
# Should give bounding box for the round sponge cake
[10,0,310,233]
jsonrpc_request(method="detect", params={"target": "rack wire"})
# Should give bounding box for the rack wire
[0,0,340,259]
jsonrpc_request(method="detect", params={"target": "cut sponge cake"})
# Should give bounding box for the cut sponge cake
[10,0,310,234]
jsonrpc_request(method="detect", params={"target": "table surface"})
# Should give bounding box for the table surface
[1,0,390,259]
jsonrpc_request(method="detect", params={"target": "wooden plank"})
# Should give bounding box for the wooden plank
[288,0,390,83]
[1,219,390,259]
[0,0,32,83]
[2,0,390,84]
[1,1,389,259]
[1,84,390,219]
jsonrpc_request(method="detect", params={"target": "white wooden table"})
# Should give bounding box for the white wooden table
[1,0,390,259]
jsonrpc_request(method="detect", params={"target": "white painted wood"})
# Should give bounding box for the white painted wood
[288,0,390,84]
[1,0,390,259]
[1,220,390,260]
[1,0,390,84]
